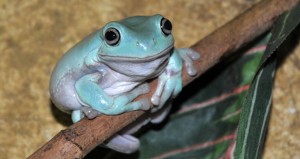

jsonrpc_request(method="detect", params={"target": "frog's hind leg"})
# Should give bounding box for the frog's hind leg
[150,104,171,124]
[104,134,140,154]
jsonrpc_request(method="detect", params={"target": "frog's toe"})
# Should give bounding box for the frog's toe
[125,99,151,111]
[151,75,167,106]
[139,98,151,110]
[105,134,140,154]
[81,106,100,119]
[71,110,84,123]
[137,83,150,94]
[118,83,150,105]
[127,83,150,98]
[160,78,181,105]
[178,48,200,76]
[151,95,160,106]
[187,49,200,60]
[186,64,197,76]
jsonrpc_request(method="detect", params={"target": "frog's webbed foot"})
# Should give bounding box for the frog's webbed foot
[151,48,199,110]
[151,69,182,109]
[72,83,151,122]
[76,74,151,115]
[113,83,151,113]
[103,134,140,154]
[178,48,200,76]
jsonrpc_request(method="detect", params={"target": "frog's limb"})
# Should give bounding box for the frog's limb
[150,104,171,124]
[151,51,183,108]
[75,74,150,115]
[104,134,140,154]
[104,105,172,153]
[114,83,151,112]
[103,115,152,153]
[177,48,200,76]
[103,105,172,153]
[71,110,84,123]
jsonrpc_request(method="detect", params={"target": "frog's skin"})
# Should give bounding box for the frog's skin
[50,14,200,154]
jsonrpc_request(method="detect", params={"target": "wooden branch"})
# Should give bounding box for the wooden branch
[28,0,299,158]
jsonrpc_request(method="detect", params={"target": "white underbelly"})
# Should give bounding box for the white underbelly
[103,81,139,96]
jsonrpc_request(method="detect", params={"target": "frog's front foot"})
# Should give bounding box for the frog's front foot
[178,48,200,76]
[151,63,182,109]
[151,66,182,108]
[73,83,151,122]
[151,48,200,109]
[113,83,151,113]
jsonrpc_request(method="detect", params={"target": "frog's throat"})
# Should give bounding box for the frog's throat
[99,44,174,63]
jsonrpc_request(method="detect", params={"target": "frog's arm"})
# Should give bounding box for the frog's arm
[151,48,200,109]
[74,73,151,116]
[151,50,182,108]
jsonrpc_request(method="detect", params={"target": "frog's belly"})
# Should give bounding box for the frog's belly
[103,81,139,96]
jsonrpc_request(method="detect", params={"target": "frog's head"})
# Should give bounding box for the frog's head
[97,14,175,79]
[99,14,174,60]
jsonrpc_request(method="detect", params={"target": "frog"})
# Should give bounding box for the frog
[50,14,200,154]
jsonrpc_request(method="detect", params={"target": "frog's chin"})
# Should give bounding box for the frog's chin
[100,46,173,80]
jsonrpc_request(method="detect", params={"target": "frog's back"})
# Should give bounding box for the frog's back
[51,30,102,82]
[50,29,103,112]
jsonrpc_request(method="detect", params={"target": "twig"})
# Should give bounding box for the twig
[27,0,299,158]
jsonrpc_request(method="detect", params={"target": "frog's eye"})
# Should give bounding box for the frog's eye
[104,28,120,46]
[160,18,172,36]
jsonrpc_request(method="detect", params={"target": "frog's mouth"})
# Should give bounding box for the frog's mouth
[100,45,174,80]
[100,45,174,62]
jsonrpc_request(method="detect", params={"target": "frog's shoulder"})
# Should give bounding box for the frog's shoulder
[67,29,104,60]
[58,29,104,68]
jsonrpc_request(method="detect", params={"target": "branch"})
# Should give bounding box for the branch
[28,0,299,158]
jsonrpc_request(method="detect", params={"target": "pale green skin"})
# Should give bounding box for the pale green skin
[50,14,199,153]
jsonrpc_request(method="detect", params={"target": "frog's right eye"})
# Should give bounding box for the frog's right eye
[104,28,120,46]
[160,18,172,36]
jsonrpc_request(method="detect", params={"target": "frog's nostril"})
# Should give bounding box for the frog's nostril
[136,41,147,50]
[136,41,140,46]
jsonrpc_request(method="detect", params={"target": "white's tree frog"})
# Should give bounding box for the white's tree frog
[50,14,199,153]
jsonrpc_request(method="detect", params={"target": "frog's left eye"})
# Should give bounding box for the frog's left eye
[104,28,120,46]
[160,18,172,36]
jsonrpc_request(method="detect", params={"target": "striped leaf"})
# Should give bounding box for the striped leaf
[234,2,300,159]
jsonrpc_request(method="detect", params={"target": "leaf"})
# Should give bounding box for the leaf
[234,2,300,159]
[86,36,270,159]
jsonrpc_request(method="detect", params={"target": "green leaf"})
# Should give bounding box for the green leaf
[234,2,300,159]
